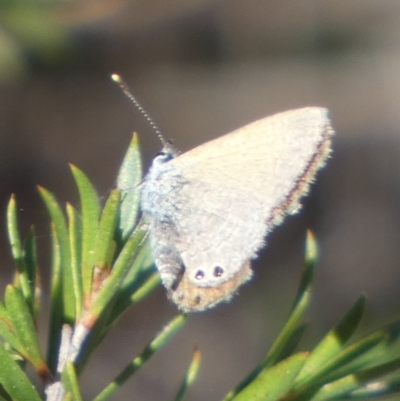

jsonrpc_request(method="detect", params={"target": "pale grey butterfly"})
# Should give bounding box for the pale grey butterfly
[113,75,334,313]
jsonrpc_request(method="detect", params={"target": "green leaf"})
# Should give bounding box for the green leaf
[130,273,160,301]
[293,332,386,401]
[307,318,400,399]
[47,222,64,374]
[66,203,83,319]
[267,231,317,365]
[344,319,400,371]
[87,226,147,319]
[309,374,359,401]
[232,353,308,401]
[24,227,40,318]
[6,195,32,309]
[174,348,202,401]
[0,342,42,401]
[38,186,75,323]
[295,230,318,304]
[310,356,400,401]
[93,189,121,275]
[5,285,49,380]
[320,331,391,384]
[117,133,142,242]
[62,361,83,401]
[295,295,366,385]
[70,164,100,298]
[0,300,24,355]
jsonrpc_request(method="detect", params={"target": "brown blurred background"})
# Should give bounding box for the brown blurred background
[1,0,400,400]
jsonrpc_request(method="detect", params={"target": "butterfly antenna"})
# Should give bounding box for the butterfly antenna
[111,73,170,148]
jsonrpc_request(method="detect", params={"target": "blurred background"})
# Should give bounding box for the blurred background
[1,0,400,400]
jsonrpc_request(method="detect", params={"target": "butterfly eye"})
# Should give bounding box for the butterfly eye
[154,151,174,164]
[195,270,205,280]
[214,266,224,277]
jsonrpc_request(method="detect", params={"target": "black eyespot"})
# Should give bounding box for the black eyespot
[195,270,205,280]
[194,296,201,305]
[214,266,224,277]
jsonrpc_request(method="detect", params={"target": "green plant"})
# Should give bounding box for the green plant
[1,133,400,400]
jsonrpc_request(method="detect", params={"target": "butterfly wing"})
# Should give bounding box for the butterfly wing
[174,107,332,222]
[142,107,333,311]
